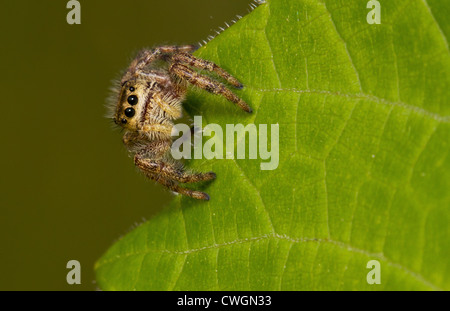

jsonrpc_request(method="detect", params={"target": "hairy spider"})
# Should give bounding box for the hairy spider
[108,45,251,200]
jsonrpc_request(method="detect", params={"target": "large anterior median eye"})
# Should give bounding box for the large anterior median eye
[127,95,138,105]
[124,107,135,118]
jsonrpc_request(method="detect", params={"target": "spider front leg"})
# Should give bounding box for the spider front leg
[172,52,243,89]
[134,154,215,200]
[169,63,252,113]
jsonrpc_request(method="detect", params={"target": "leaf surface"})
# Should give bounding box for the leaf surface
[96,0,450,290]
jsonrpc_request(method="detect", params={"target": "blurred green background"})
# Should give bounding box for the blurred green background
[0,0,251,291]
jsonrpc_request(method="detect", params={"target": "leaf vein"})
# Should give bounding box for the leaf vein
[249,87,450,123]
[96,233,442,290]
[422,0,449,52]
[322,1,363,92]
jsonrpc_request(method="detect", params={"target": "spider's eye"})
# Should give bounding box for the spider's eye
[124,107,135,118]
[121,118,127,124]
[129,86,135,92]
[127,95,138,105]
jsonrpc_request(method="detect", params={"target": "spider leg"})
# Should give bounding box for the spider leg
[172,52,243,88]
[158,45,198,54]
[162,179,211,201]
[124,45,198,81]
[135,155,216,184]
[135,155,213,201]
[169,63,252,113]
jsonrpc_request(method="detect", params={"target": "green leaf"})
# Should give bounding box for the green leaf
[95,0,450,290]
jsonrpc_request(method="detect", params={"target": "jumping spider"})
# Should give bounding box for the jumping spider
[109,45,251,201]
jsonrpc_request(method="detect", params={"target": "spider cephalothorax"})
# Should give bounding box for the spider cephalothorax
[109,45,251,200]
